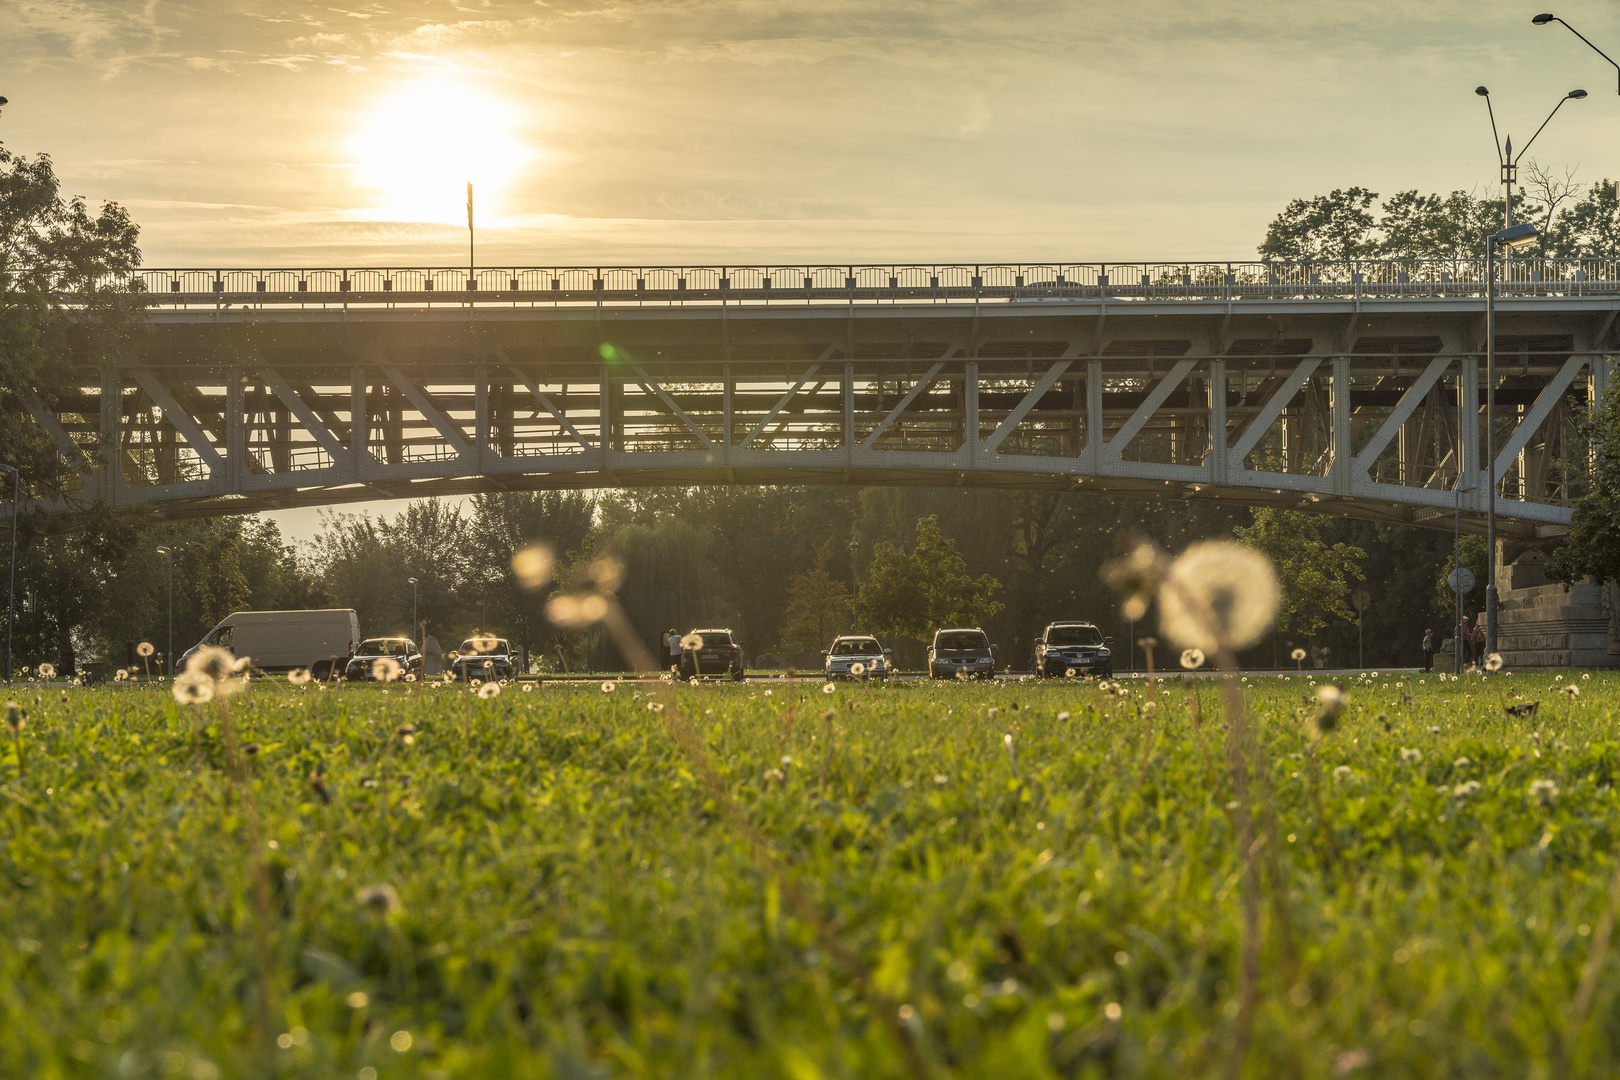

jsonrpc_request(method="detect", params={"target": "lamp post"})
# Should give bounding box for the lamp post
[1475,86,1587,231]
[1534,14,1620,95]
[1484,222,1542,659]
[0,464,16,685]
[848,539,860,630]
[155,545,173,677]
[407,576,419,644]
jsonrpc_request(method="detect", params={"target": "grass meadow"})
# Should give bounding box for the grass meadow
[2,669,1618,1079]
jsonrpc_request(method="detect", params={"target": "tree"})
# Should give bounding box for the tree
[198,522,251,627]
[782,540,852,653]
[1547,177,1620,257]
[1,144,144,499]
[1547,377,1620,589]
[861,515,1002,644]
[1257,187,1380,263]
[1377,189,1500,259]
[1233,509,1366,644]
[467,490,596,667]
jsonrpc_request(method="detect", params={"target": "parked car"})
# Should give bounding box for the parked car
[928,628,996,680]
[1032,621,1113,678]
[344,637,423,681]
[182,609,360,678]
[679,629,746,680]
[449,637,517,681]
[823,635,892,680]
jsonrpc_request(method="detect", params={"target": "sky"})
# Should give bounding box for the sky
[5,0,1620,539]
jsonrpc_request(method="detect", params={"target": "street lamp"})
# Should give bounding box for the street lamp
[1475,85,1587,230]
[155,545,173,677]
[0,464,16,685]
[848,539,860,629]
[407,576,419,644]
[1484,222,1541,659]
[1534,14,1620,95]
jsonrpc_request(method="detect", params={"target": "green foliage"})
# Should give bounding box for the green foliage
[0,143,144,498]
[197,523,252,627]
[1549,376,1620,589]
[861,514,1003,643]
[1234,508,1366,638]
[1546,178,1620,257]
[3,672,1620,1075]
[781,539,852,654]
[1257,186,1380,262]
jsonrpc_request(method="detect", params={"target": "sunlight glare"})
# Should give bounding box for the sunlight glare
[348,78,536,223]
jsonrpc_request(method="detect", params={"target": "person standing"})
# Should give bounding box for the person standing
[665,629,681,671]
[1455,616,1471,666]
[1422,628,1434,672]
[1471,620,1486,666]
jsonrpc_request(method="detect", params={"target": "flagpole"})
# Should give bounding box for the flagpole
[467,181,474,293]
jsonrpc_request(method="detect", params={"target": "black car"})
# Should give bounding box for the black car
[450,637,517,681]
[345,637,423,681]
[1032,621,1113,678]
[928,628,996,680]
[679,629,746,680]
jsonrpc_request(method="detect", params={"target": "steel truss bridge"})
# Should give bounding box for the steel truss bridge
[24,258,1620,543]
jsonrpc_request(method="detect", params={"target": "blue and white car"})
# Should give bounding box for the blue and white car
[823,635,891,680]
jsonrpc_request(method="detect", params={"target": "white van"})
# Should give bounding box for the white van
[181,609,362,677]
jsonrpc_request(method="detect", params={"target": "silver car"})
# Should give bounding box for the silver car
[823,635,891,680]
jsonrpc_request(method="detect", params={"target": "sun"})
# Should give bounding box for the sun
[348,77,537,223]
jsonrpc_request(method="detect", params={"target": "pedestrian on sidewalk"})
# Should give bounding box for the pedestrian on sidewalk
[1422,628,1434,672]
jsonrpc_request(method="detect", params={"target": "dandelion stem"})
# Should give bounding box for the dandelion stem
[1572,857,1620,1028]
[219,699,275,1043]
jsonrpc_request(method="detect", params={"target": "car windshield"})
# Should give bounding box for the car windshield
[459,639,510,655]
[695,633,732,648]
[832,638,881,655]
[935,631,988,651]
[1046,625,1104,646]
[358,639,413,656]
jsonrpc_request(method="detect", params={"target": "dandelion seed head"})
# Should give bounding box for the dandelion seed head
[1159,541,1280,652]
[172,672,215,705]
[1180,648,1205,670]
[600,681,616,693]
[477,681,501,699]
[36,662,56,681]
[371,657,402,682]
[1101,536,1167,622]
[822,683,835,694]
[1291,647,1307,662]
[850,662,866,676]
[287,668,312,685]
[680,633,703,651]
[136,642,155,658]
[1485,653,1504,672]
[589,557,626,594]
[1400,747,1422,763]
[184,648,233,684]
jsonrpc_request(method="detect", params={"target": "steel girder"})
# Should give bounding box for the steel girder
[22,293,1620,540]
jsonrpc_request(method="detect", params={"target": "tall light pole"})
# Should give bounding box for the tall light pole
[848,539,860,630]
[0,464,16,685]
[1484,222,1542,659]
[1534,14,1620,95]
[155,545,173,677]
[1475,85,1587,230]
[408,576,419,643]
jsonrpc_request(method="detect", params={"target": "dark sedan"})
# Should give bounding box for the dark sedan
[678,629,746,680]
[344,638,423,681]
[450,637,517,681]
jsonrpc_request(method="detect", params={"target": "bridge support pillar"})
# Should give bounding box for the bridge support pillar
[1331,356,1352,495]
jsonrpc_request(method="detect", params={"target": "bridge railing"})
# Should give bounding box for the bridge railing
[111,258,1620,309]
